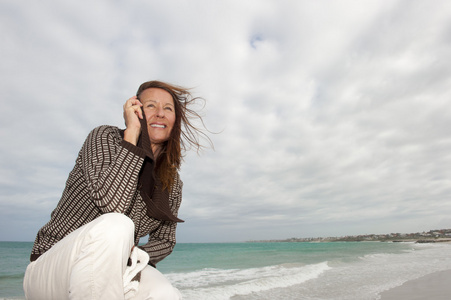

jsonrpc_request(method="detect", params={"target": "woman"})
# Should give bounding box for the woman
[23,81,208,300]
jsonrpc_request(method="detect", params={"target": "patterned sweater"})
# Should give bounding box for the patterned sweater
[30,125,183,266]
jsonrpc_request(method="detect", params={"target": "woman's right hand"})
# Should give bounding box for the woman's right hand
[123,96,143,145]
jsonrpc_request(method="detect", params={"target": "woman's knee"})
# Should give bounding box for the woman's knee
[90,213,134,244]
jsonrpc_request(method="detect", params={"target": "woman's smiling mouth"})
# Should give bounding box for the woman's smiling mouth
[151,124,166,128]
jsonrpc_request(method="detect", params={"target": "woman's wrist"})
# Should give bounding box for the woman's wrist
[124,127,140,145]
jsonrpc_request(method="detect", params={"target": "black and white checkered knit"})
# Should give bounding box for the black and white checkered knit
[30,125,183,266]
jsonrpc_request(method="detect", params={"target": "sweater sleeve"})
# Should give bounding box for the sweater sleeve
[80,125,146,213]
[140,175,183,266]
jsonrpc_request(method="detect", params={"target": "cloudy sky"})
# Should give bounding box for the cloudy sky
[1,0,450,243]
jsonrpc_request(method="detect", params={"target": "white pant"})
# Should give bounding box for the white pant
[23,213,182,300]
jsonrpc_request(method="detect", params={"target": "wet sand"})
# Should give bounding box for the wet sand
[379,269,451,300]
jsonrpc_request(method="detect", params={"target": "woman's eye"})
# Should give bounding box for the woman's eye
[165,107,173,111]
[147,104,155,108]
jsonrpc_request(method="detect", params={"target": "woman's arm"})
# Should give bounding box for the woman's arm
[140,175,183,266]
[80,125,146,213]
[141,221,178,267]
[79,96,147,213]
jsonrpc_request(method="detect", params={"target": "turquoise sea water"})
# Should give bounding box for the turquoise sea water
[0,242,31,300]
[2,241,451,299]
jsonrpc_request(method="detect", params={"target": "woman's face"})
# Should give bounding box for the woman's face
[140,88,176,146]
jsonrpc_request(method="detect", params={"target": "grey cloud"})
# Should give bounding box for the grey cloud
[1,0,451,242]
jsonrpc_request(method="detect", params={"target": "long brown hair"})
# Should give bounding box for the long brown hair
[136,80,211,189]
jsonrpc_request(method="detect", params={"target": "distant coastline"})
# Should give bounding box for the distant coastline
[248,228,451,243]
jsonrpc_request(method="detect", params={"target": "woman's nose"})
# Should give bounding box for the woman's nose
[156,106,165,117]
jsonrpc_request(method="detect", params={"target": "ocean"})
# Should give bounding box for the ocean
[2,241,451,299]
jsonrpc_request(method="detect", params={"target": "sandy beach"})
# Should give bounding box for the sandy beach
[379,269,451,300]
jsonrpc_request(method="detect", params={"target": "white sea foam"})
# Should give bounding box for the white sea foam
[167,262,331,300]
